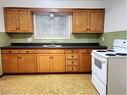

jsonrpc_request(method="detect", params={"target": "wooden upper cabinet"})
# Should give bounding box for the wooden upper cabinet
[4,9,17,32]
[4,8,33,33]
[90,10,104,33]
[72,10,89,33]
[72,9,104,33]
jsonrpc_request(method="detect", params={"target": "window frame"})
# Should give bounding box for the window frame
[34,13,72,39]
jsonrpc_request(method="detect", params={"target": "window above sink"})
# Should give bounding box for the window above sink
[34,13,72,39]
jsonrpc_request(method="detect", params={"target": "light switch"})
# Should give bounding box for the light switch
[28,38,32,42]
[102,37,104,41]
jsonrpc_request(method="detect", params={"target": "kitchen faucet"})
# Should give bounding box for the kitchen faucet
[51,41,55,46]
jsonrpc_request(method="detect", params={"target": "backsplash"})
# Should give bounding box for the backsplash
[100,31,127,49]
[8,33,101,43]
[0,32,10,47]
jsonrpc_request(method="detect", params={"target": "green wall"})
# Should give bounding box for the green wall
[100,31,127,49]
[8,33,101,43]
[1,31,127,49]
[0,32,10,47]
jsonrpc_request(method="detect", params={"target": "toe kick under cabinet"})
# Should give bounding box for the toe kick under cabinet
[1,48,92,74]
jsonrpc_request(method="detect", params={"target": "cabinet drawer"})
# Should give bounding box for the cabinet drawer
[65,49,79,53]
[66,66,79,72]
[19,49,36,54]
[2,49,19,54]
[66,60,79,65]
[66,54,79,59]
[37,49,64,54]
[80,49,92,54]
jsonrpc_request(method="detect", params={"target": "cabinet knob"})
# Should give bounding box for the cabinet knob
[8,51,12,53]
[50,56,53,59]
[71,50,74,53]
[16,27,20,30]
[26,51,29,53]
[71,56,74,57]
[17,57,21,59]
[72,61,74,64]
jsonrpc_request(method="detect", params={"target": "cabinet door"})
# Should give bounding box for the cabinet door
[72,10,89,33]
[90,10,104,33]
[52,54,65,72]
[18,9,33,32]
[18,54,36,73]
[2,54,18,73]
[80,54,91,72]
[37,54,50,72]
[4,9,17,32]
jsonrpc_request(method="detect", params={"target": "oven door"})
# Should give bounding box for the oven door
[92,53,107,85]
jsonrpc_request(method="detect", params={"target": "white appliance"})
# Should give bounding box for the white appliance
[0,49,3,76]
[91,39,127,95]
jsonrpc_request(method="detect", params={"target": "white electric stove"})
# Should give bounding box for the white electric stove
[91,39,127,95]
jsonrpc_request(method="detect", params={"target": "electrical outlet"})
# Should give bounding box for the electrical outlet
[28,38,32,42]
[102,37,104,41]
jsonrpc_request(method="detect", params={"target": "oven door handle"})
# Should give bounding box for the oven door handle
[92,54,107,63]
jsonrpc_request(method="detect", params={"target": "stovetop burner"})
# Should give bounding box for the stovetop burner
[97,50,115,52]
[107,49,115,52]
[97,50,107,52]
[115,53,127,56]
[106,53,116,56]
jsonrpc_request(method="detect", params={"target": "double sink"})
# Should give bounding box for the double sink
[42,44,63,47]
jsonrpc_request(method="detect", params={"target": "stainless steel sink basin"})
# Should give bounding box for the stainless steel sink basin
[42,45,63,47]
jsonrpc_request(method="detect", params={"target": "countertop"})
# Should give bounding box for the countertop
[1,43,107,49]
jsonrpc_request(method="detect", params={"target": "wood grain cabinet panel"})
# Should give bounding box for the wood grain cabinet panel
[90,10,105,33]
[66,60,79,66]
[80,49,92,72]
[4,9,17,32]
[37,54,50,72]
[72,10,89,33]
[72,9,104,33]
[4,8,33,33]
[37,49,65,73]
[65,49,80,72]
[2,49,36,74]
[51,54,65,72]
[18,54,36,73]
[2,54,18,73]
[66,66,79,72]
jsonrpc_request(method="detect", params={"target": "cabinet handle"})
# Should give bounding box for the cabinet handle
[8,51,12,53]
[17,57,21,59]
[16,27,20,30]
[26,51,29,53]
[71,56,74,57]
[72,67,73,70]
[71,50,74,53]
[50,56,53,59]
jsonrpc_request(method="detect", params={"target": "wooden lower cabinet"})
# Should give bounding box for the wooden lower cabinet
[2,49,36,74]
[18,54,36,73]
[37,54,65,72]
[2,54,18,73]
[80,49,92,72]
[37,54,50,72]
[2,48,94,74]
[66,66,79,72]
[52,54,65,72]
